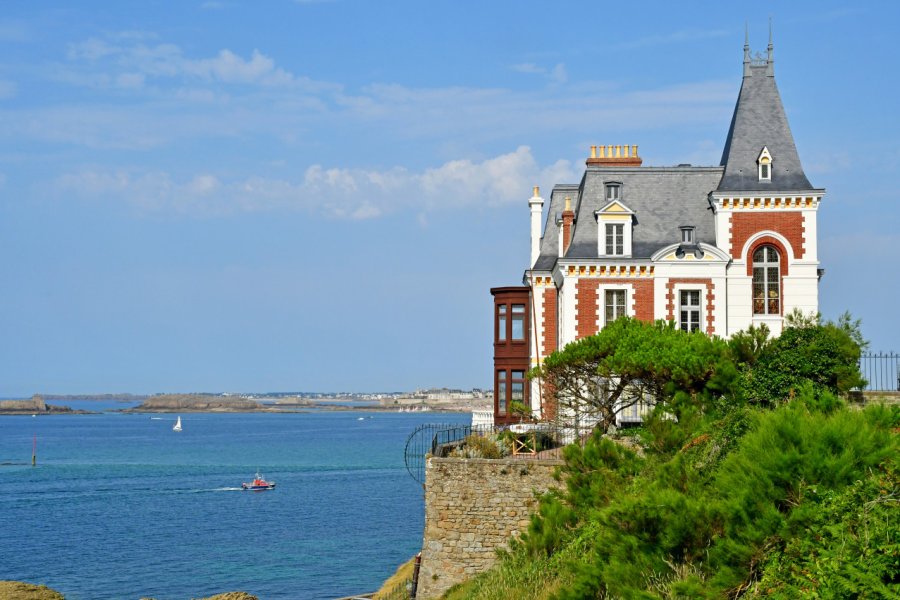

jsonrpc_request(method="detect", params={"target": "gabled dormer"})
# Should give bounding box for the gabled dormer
[757,146,772,181]
[594,198,634,257]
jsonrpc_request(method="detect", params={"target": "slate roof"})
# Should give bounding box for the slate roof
[533,185,577,271]
[717,63,814,192]
[528,42,816,272]
[531,167,723,268]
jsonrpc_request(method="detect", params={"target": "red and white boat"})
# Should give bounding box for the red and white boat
[241,472,276,491]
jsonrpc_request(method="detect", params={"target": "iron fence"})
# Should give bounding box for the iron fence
[431,422,581,460]
[858,352,900,392]
[403,422,579,484]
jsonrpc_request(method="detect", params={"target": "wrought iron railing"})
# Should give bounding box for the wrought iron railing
[403,422,575,484]
[858,352,900,392]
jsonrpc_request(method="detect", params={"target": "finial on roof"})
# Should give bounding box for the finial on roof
[743,22,751,77]
[766,16,775,76]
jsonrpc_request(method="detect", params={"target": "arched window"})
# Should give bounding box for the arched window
[752,245,780,315]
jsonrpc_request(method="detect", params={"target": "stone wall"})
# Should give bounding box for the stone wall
[0,396,46,413]
[417,456,564,599]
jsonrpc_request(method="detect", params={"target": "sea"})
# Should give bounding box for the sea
[0,401,469,600]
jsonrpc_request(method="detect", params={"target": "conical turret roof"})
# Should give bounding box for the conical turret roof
[717,38,814,192]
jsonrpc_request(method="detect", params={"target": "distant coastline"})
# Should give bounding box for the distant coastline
[0,395,91,415]
[0,391,491,415]
[125,393,488,413]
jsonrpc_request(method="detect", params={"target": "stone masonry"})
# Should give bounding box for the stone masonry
[417,456,564,599]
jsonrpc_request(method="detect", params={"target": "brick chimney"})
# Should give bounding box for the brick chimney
[561,196,574,256]
[586,144,642,167]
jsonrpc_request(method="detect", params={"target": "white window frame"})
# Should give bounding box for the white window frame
[605,223,624,255]
[595,199,634,258]
[604,288,627,326]
[606,183,621,202]
[678,289,702,333]
[757,146,772,181]
[752,245,780,316]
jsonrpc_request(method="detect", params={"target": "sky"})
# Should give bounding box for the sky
[1,1,899,396]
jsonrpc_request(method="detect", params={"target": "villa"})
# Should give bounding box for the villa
[490,33,823,426]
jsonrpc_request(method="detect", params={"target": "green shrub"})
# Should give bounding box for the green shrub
[742,315,865,404]
[540,399,896,599]
[750,458,899,598]
[449,434,510,459]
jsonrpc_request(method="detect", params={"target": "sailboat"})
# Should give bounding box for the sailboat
[173,416,183,432]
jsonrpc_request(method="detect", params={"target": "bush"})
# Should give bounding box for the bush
[526,397,898,599]
[448,434,510,459]
[742,314,865,404]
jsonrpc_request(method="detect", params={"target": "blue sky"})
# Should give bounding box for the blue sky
[1,1,898,396]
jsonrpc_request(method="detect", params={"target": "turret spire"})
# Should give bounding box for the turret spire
[743,22,751,77]
[718,26,813,192]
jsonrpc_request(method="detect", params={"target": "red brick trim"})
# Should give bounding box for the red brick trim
[745,236,790,277]
[575,279,600,339]
[542,287,558,357]
[665,278,715,335]
[574,278,656,340]
[730,212,804,259]
[632,279,655,323]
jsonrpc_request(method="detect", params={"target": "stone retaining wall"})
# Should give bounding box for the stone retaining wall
[417,457,564,599]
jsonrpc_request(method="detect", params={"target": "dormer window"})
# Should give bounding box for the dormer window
[595,198,634,257]
[605,224,624,255]
[757,146,772,181]
[606,183,621,202]
[680,226,695,244]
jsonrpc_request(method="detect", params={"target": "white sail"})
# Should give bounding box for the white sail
[173,416,182,432]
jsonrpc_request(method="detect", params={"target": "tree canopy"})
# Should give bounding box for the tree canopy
[531,317,738,431]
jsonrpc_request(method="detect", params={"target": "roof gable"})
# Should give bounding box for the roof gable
[595,200,634,216]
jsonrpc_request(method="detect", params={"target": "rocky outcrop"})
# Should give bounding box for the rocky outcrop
[0,395,82,415]
[130,394,264,412]
[0,581,65,600]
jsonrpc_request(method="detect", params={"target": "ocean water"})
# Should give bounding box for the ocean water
[0,409,468,599]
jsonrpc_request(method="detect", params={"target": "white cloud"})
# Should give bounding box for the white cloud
[52,147,576,220]
[623,28,731,49]
[550,64,568,84]
[183,49,294,85]
[511,62,567,84]
[512,63,544,75]
[65,37,302,88]
[8,30,736,158]
[67,38,119,61]
[115,72,145,89]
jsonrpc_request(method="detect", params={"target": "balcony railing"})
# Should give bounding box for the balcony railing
[859,352,900,392]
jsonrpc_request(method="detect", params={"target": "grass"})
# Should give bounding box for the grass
[0,581,65,600]
[373,556,416,600]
